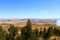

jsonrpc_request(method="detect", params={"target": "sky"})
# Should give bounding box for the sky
[0,0,60,19]
[0,0,60,25]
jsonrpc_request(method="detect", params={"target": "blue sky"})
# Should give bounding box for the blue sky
[0,0,60,19]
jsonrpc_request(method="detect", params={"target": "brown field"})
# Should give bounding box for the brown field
[0,19,57,31]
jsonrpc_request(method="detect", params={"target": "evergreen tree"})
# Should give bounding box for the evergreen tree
[6,24,18,40]
[21,20,32,40]
[0,26,6,40]
[34,28,39,40]
[47,27,54,37]
[46,27,54,40]
[42,28,47,40]
[53,27,60,36]
[39,28,43,37]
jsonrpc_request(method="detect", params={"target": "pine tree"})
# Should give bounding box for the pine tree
[39,28,43,37]
[34,28,39,40]
[0,26,6,40]
[47,27,54,37]
[21,20,32,40]
[6,24,18,40]
[42,28,47,40]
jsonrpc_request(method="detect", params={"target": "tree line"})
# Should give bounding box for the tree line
[0,20,60,40]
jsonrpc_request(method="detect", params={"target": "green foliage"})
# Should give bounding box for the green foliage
[41,27,54,40]
[6,24,18,40]
[53,27,60,36]
[39,27,60,40]
[42,28,47,40]
[39,28,43,37]
[21,20,32,40]
[34,28,39,37]
[47,27,54,38]
[21,27,27,40]
[26,20,32,31]
[0,26,6,40]
[33,28,39,40]
[21,20,39,40]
